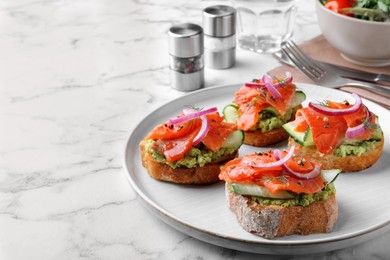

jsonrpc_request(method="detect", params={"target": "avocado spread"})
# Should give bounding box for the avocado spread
[144,139,237,169]
[334,141,377,157]
[249,183,336,207]
[257,108,293,132]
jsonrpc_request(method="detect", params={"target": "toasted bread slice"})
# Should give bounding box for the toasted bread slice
[139,140,238,184]
[288,135,384,172]
[226,185,338,239]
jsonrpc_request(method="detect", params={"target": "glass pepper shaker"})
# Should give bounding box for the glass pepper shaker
[203,5,236,69]
[168,23,204,91]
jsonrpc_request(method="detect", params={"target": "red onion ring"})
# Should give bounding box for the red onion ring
[180,107,215,146]
[345,107,370,139]
[284,163,321,180]
[244,82,263,88]
[345,123,367,139]
[272,149,282,161]
[169,107,217,125]
[309,93,362,116]
[243,146,295,168]
[244,72,293,90]
[192,115,209,146]
[262,75,282,99]
[273,149,321,180]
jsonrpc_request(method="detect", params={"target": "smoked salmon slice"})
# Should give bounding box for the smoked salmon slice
[145,118,201,140]
[259,173,325,194]
[219,151,326,194]
[233,83,297,131]
[293,100,378,154]
[294,107,348,155]
[145,111,238,161]
[158,130,199,162]
[202,112,238,152]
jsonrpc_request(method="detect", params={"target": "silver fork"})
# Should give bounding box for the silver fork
[280,40,390,97]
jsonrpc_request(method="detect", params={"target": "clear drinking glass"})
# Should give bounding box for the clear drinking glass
[233,0,297,53]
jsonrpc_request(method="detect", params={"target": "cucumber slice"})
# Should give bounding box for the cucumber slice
[303,126,314,146]
[370,116,383,141]
[321,169,341,184]
[283,120,305,145]
[222,105,244,148]
[222,130,244,149]
[371,129,383,141]
[223,104,239,124]
[283,120,314,146]
[291,90,306,107]
[262,106,279,116]
[230,182,294,199]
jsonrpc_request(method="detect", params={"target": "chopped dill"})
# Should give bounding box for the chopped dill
[276,175,289,184]
[260,175,273,183]
[363,116,378,129]
[315,100,329,107]
[271,76,290,90]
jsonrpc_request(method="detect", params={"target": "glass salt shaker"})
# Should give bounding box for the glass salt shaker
[203,5,236,69]
[168,23,204,91]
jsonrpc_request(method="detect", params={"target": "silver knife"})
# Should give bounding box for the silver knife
[273,52,390,84]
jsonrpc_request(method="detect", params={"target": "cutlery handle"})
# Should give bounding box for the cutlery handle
[344,80,390,97]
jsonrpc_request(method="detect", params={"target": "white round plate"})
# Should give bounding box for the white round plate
[123,83,390,255]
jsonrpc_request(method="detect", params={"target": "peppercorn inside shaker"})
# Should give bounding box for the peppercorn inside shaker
[203,5,236,69]
[168,23,204,91]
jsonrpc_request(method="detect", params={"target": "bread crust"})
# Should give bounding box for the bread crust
[288,135,384,172]
[244,127,289,147]
[226,185,338,239]
[139,140,238,184]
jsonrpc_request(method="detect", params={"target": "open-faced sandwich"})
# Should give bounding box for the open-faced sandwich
[219,146,340,239]
[140,107,244,184]
[283,93,384,172]
[223,72,306,147]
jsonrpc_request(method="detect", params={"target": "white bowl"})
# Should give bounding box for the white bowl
[315,0,390,67]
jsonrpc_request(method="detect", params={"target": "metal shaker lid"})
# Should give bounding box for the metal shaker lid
[168,23,203,58]
[202,5,236,37]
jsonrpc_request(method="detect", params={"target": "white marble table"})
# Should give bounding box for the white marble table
[1,0,389,259]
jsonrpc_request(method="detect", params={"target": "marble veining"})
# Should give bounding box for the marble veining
[1,0,389,259]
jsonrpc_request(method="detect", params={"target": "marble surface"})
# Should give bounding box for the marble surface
[1,0,389,259]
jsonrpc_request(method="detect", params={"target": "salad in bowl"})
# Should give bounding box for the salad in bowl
[321,0,389,22]
[316,0,390,66]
